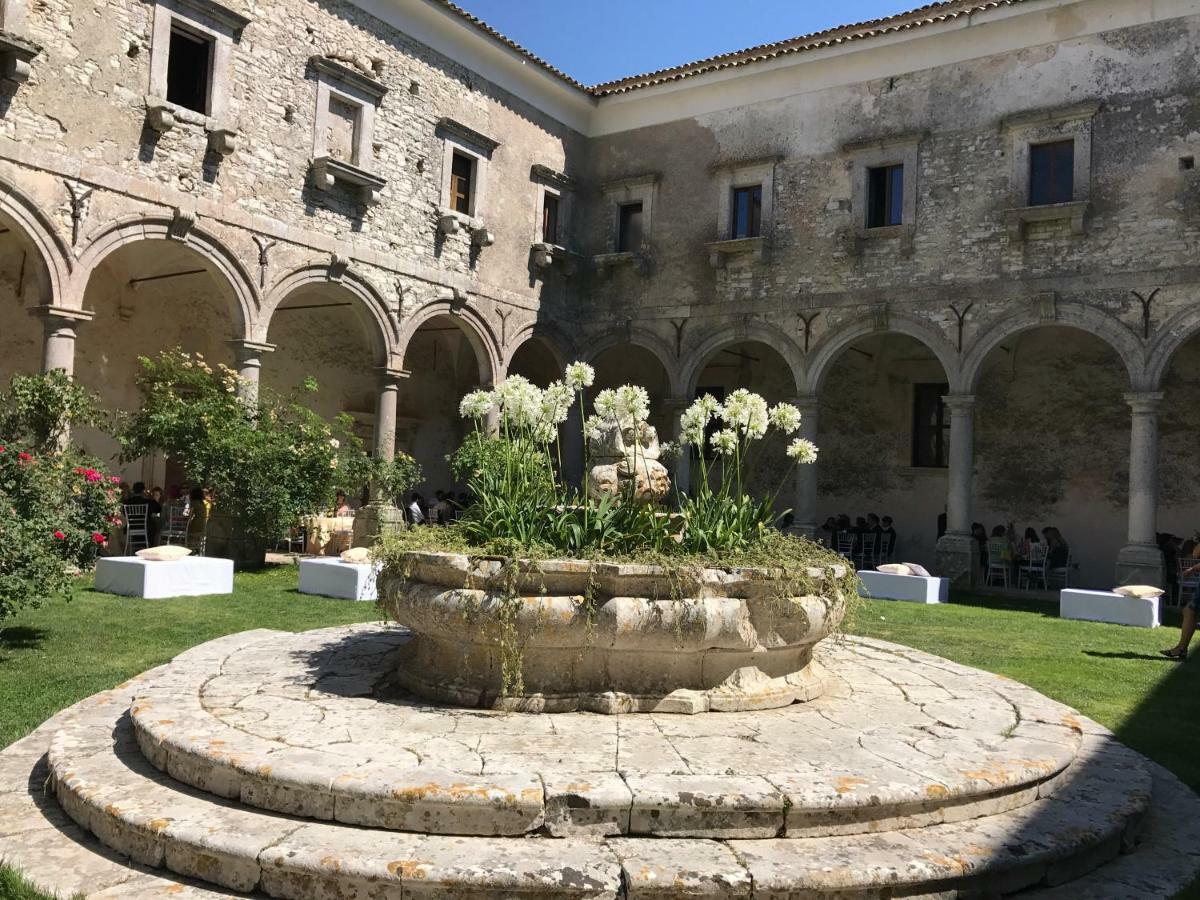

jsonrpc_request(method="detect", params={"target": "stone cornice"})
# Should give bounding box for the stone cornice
[436,117,500,155]
[841,131,927,154]
[530,164,575,190]
[173,0,250,35]
[1000,101,1101,131]
[309,56,387,101]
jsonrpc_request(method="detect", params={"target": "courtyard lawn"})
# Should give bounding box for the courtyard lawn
[0,575,1198,898]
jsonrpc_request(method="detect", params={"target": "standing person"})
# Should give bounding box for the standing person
[1163,559,1199,660]
[880,516,898,561]
[407,492,426,525]
[128,481,162,544]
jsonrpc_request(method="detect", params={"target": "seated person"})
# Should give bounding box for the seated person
[332,490,353,517]
[1043,526,1069,568]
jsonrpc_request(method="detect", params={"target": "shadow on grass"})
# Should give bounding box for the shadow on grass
[0,626,48,656]
[948,591,1059,617]
[1083,650,1182,662]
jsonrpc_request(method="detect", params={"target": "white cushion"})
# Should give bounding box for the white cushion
[1112,584,1164,599]
[340,546,373,564]
[136,546,192,562]
[903,562,932,578]
[876,563,913,576]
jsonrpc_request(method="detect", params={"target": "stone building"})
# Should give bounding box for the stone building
[0,0,1198,587]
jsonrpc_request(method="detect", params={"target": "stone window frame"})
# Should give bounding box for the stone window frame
[529,164,580,274]
[308,56,388,204]
[1001,101,1099,241]
[842,132,923,255]
[708,156,778,267]
[146,0,247,145]
[593,173,657,276]
[436,118,500,231]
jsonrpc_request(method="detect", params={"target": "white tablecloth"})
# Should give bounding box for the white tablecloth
[298,558,381,601]
[94,556,234,599]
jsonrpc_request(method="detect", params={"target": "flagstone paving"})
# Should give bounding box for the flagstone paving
[0,625,1198,898]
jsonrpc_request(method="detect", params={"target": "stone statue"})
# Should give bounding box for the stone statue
[587,420,671,504]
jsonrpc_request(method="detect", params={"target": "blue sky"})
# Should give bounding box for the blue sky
[453,1,926,86]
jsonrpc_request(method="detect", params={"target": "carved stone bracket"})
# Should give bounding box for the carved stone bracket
[168,208,197,241]
[871,303,889,332]
[207,127,239,157]
[63,180,93,246]
[530,242,580,276]
[146,100,176,134]
[1036,290,1058,322]
[0,30,40,86]
[252,235,276,289]
[328,253,350,279]
[1131,288,1160,339]
[310,156,386,204]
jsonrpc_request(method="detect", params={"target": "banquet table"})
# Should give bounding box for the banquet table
[302,515,356,555]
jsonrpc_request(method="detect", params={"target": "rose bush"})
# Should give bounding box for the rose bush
[0,374,120,625]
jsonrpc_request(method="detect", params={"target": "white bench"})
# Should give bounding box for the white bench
[1059,589,1160,628]
[298,558,381,601]
[858,570,947,604]
[94,556,233,599]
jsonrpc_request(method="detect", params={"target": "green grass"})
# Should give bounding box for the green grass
[0,575,1198,897]
[0,566,380,750]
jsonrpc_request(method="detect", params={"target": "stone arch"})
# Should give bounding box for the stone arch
[682,322,804,398]
[261,264,396,366]
[70,215,258,340]
[1144,304,1200,391]
[804,313,959,395]
[501,321,574,375]
[0,175,73,305]
[959,304,1144,393]
[397,298,500,385]
[583,327,682,397]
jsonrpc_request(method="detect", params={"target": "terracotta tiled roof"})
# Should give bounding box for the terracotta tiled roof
[432,0,1036,97]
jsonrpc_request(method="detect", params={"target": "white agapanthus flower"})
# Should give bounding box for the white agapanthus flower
[494,375,543,428]
[720,389,769,439]
[787,437,819,464]
[710,428,739,456]
[564,361,595,391]
[593,388,620,422]
[541,380,574,426]
[583,414,604,442]
[769,402,802,435]
[459,389,496,420]
[616,385,650,425]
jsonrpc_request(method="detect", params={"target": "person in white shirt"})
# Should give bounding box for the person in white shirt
[407,492,426,525]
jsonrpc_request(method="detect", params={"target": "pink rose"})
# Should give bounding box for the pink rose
[86,471,102,482]
[53,530,65,540]
[110,476,121,484]
[92,532,106,544]
[18,452,32,463]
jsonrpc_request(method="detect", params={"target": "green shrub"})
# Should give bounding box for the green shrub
[119,350,374,543]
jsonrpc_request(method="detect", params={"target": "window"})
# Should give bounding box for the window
[542,192,559,244]
[165,25,212,114]
[1029,140,1074,206]
[731,185,762,238]
[618,202,644,253]
[450,152,474,215]
[911,383,949,468]
[866,164,904,228]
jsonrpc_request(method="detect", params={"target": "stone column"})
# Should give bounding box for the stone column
[1116,391,1165,586]
[373,370,403,463]
[354,369,410,549]
[37,306,93,375]
[792,395,820,536]
[934,393,977,586]
[228,340,275,406]
[661,397,692,497]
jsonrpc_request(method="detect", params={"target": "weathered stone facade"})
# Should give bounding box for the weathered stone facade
[2,0,1199,587]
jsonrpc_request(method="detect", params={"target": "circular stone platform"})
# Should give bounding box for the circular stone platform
[2,624,1198,899]
[127,625,1082,839]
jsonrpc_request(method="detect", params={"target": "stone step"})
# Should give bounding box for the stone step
[47,688,1157,898]
[126,625,1084,839]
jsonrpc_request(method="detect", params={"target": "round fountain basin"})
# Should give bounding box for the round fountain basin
[381,550,847,713]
